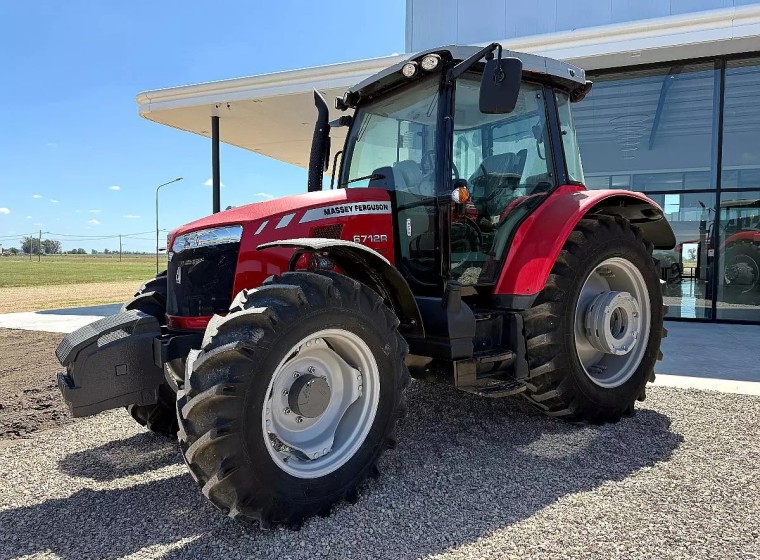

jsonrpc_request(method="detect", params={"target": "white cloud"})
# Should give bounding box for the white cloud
[88,219,101,225]
[33,222,44,226]
[89,209,102,214]
[32,194,42,199]
[123,214,141,219]
[255,192,275,200]
[46,141,58,148]
[108,185,120,191]
[50,199,59,203]
[0,208,10,214]
[203,178,225,188]
[26,215,32,219]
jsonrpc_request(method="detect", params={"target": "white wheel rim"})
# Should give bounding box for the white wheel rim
[574,257,651,388]
[261,328,380,479]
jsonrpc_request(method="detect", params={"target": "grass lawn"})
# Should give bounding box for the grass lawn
[0,254,156,288]
[0,255,158,312]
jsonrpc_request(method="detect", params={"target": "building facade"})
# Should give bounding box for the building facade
[408,0,760,323]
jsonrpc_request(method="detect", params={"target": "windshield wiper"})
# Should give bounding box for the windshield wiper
[340,173,386,186]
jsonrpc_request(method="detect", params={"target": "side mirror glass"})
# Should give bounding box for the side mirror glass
[479,57,522,114]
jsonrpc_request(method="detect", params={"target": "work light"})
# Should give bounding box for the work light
[401,62,418,78]
[420,54,441,71]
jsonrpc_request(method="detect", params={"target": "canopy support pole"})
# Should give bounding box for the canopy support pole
[211,115,221,213]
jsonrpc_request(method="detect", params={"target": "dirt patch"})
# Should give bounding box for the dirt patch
[0,282,136,313]
[0,328,72,439]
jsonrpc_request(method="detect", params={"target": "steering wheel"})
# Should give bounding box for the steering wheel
[421,150,460,179]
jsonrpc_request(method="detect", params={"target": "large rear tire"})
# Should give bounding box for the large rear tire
[121,271,179,437]
[521,215,665,423]
[177,271,409,527]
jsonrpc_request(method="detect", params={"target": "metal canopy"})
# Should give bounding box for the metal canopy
[137,56,403,170]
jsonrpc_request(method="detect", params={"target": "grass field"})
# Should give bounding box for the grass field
[0,255,157,313]
[0,254,156,288]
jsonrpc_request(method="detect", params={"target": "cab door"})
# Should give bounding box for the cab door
[449,76,558,285]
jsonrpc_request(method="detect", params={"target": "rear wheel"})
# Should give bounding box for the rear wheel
[521,215,664,423]
[722,241,760,304]
[177,271,409,527]
[121,271,179,437]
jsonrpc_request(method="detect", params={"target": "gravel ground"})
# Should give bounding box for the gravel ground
[0,382,758,560]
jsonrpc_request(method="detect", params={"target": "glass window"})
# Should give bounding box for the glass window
[555,92,585,184]
[647,192,716,319]
[450,76,555,285]
[716,191,760,320]
[721,57,760,192]
[575,63,718,192]
[342,75,440,193]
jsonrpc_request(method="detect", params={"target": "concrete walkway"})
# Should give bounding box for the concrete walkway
[0,305,758,395]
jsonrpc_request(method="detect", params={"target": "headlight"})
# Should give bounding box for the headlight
[172,225,243,253]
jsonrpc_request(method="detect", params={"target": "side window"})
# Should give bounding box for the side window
[450,77,555,285]
[556,92,585,184]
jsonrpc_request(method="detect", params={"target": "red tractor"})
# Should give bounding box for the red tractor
[55,44,675,527]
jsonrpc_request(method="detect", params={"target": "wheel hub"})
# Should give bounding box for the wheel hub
[262,330,380,479]
[288,374,331,418]
[584,290,641,356]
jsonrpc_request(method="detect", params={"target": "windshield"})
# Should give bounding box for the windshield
[341,75,440,194]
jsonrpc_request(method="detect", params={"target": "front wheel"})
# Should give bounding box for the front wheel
[521,215,665,423]
[177,271,409,527]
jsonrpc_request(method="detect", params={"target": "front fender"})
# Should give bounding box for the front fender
[258,238,424,338]
[493,186,676,305]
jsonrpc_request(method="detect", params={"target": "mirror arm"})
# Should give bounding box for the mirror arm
[446,42,500,85]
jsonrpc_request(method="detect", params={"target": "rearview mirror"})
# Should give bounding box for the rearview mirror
[479,57,523,114]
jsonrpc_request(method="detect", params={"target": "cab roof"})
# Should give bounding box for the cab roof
[345,45,589,107]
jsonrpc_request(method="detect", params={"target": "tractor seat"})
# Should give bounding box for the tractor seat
[394,160,435,197]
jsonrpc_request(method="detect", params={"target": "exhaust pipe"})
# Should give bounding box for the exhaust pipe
[307,90,330,192]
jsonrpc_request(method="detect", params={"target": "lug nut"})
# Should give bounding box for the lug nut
[282,389,289,396]
[308,366,316,374]
[296,416,304,423]
[293,372,300,378]
[284,407,291,415]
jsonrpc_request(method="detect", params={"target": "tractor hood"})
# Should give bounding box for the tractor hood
[167,188,394,255]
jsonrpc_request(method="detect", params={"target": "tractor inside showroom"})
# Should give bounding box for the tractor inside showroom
[56,44,675,527]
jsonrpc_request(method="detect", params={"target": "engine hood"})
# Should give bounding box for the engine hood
[170,188,387,239]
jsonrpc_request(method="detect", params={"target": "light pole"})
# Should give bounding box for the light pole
[155,177,184,273]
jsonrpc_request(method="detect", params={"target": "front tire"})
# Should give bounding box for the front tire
[121,271,179,437]
[521,215,664,423]
[177,271,409,527]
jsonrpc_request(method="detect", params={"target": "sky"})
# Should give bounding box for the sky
[0,1,405,252]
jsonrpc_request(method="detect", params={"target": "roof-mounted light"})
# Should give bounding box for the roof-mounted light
[401,62,418,78]
[420,54,441,71]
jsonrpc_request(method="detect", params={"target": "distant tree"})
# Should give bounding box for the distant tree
[104,248,110,254]
[91,249,98,255]
[41,239,61,254]
[77,248,86,254]
[21,236,40,254]
[8,247,19,255]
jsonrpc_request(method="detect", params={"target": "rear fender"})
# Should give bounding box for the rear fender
[493,186,676,307]
[258,238,424,338]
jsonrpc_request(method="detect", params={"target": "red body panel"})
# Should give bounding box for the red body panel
[166,189,394,329]
[493,186,664,297]
[723,230,760,249]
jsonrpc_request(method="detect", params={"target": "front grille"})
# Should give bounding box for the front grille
[167,242,240,317]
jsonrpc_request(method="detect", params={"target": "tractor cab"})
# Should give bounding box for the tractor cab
[322,44,591,293]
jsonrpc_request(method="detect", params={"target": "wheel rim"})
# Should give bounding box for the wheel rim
[261,328,380,479]
[726,253,759,294]
[574,257,651,388]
